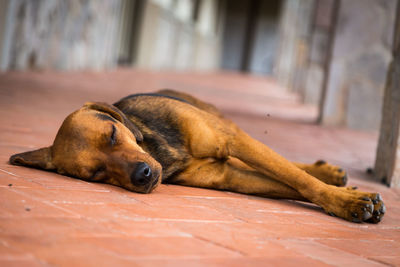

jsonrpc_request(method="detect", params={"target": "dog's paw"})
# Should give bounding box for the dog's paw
[366,194,386,223]
[324,187,385,223]
[307,160,347,186]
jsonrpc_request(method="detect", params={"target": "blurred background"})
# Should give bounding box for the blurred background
[1,2,400,264]
[0,0,399,186]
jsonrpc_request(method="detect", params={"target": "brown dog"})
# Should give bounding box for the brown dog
[9,89,385,223]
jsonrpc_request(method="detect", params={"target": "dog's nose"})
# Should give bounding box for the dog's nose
[131,162,153,186]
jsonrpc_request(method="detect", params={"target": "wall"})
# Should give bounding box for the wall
[0,0,224,72]
[303,0,336,105]
[0,0,122,71]
[320,0,397,130]
[220,0,281,75]
[220,0,251,71]
[135,0,223,71]
[247,0,281,75]
[275,0,398,131]
[275,0,314,91]
[0,1,10,70]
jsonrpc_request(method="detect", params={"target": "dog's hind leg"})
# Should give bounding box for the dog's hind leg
[293,161,348,187]
[225,157,348,187]
[169,157,307,201]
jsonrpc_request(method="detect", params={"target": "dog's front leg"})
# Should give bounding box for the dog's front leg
[228,130,385,223]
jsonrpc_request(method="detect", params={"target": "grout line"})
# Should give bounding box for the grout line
[279,239,386,267]
[190,234,246,257]
[0,168,22,178]
[367,257,397,267]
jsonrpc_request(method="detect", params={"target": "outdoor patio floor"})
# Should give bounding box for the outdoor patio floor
[0,69,399,266]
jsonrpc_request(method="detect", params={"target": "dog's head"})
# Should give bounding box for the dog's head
[9,102,162,193]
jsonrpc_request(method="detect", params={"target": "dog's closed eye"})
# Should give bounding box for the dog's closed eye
[110,125,117,146]
[91,166,107,181]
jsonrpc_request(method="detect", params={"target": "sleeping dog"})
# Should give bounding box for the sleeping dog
[9,90,385,223]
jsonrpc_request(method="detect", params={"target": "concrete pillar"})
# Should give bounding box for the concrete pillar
[374,0,400,188]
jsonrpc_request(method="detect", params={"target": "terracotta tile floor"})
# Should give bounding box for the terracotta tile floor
[0,69,399,266]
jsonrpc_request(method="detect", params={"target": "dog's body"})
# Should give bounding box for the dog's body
[10,90,385,223]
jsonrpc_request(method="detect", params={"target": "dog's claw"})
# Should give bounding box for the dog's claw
[371,194,381,205]
[362,211,372,221]
[380,204,386,214]
[366,204,373,213]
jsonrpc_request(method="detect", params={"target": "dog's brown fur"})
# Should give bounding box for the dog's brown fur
[9,90,385,223]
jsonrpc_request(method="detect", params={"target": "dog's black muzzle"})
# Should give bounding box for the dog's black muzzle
[131,162,154,186]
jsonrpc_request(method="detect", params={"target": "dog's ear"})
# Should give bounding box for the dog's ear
[84,102,143,142]
[9,147,55,170]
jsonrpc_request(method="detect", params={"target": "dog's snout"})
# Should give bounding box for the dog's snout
[131,162,153,186]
